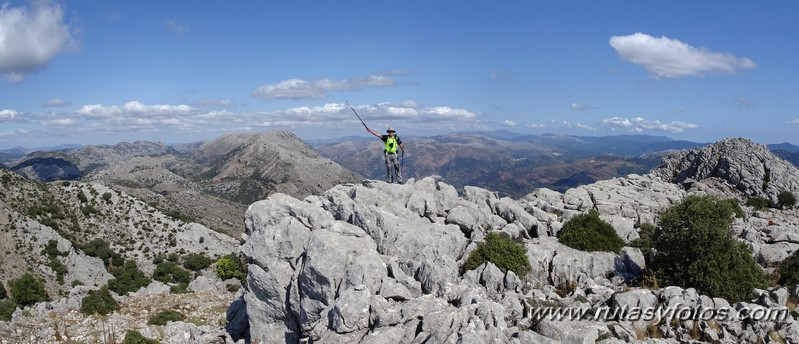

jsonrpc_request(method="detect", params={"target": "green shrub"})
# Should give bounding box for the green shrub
[778,191,797,209]
[776,249,799,287]
[0,283,6,299]
[557,209,625,254]
[0,299,16,321]
[108,260,152,295]
[182,253,214,271]
[121,330,159,344]
[746,197,772,210]
[630,223,656,257]
[215,254,247,281]
[81,238,124,269]
[651,195,767,302]
[147,309,185,325]
[153,262,191,285]
[80,286,119,316]
[463,232,531,278]
[9,274,49,306]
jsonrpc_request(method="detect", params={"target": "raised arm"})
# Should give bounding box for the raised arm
[367,128,382,139]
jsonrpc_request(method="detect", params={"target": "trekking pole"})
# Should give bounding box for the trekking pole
[346,100,369,129]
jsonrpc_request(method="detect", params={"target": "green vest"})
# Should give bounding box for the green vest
[385,136,398,153]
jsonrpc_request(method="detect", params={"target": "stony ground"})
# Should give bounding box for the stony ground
[0,289,238,344]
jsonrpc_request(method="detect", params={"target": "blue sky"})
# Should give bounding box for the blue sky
[1,1,797,149]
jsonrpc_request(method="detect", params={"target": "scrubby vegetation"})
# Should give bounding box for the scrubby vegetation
[80,286,119,316]
[182,253,214,271]
[557,209,625,254]
[121,330,159,344]
[651,195,766,302]
[215,254,247,282]
[9,274,49,307]
[0,299,15,321]
[776,249,799,287]
[630,223,656,257]
[108,260,152,295]
[778,191,797,209]
[147,309,185,325]
[463,232,531,278]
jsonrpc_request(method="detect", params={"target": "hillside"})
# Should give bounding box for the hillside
[1,136,799,343]
[8,130,361,236]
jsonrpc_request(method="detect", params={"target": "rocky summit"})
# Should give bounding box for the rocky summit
[231,137,799,343]
[1,137,799,343]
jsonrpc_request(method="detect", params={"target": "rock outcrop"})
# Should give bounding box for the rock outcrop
[234,139,799,343]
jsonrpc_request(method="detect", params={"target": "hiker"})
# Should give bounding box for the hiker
[367,126,405,183]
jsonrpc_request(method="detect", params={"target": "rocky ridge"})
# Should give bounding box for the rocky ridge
[232,137,799,343]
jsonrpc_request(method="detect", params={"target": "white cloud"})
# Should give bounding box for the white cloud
[43,98,70,107]
[252,73,400,100]
[576,123,596,131]
[194,99,233,107]
[602,117,632,128]
[609,33,756,78]
[570,103,595,110]
[40,118,76,126]
[526,123,546,128]
[0,109,18,121]
[602,116,698,133]
[0,1,75,82]
[164,18,188,35]
[787,119,799,125]
[503,120,516,127]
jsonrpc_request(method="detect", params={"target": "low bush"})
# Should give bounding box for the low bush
[9,274,49,306]
[182,253,214,271]
[121,330,159,344]
[776,249,799,287]
[630,223,656,257]
[778,191,797,209]
[651,195,767,302]
[557,209,625,254]
[80,286,119,316]
[215,254,247,281]
[153,261,191,285]
[0,299,16,321]
[463,232,531,278]
[0,283,6,299]
[147,309,185,325]
[746,197,772,211]
[108,260,152,295]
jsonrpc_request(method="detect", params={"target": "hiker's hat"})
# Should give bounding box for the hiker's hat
[387,127,395,133]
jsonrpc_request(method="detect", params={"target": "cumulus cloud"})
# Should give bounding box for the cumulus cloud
[43,98,70,107]
[0,1,75,82]
[252,73,402,100]
[0,109,18,121]
[44,100,482,139]
[609,33,756,78]
[503,120,516,127]
[576,123,596,131]
[602,117,632,128]
[603,116,698,133]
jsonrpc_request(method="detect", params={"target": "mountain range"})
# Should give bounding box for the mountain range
[1,131,799,342]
